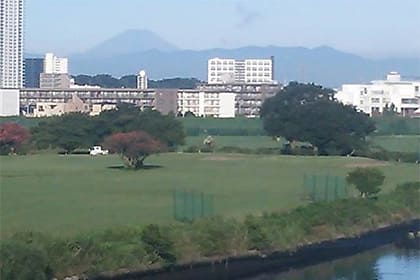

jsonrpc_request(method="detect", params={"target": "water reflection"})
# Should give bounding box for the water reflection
[243,246,419,280]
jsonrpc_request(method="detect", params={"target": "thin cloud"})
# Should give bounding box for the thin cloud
[235,2,261,29]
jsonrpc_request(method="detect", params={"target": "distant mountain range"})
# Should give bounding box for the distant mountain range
[26,30,420,87]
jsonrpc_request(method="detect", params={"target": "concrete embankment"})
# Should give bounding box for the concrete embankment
[91,218,420,280]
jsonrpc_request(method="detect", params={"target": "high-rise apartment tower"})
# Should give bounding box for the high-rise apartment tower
[0,0,24,88]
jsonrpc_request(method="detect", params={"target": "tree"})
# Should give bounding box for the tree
[31,113,98,153]
[346,168,385,197]
[261,82,375,155]
[104,130,165,169]
[99,105,185,148]
[0,122,30,155]
[183,111,196,118]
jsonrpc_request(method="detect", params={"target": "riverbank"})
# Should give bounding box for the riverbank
[1,182,419,280]
[93,218,420,280]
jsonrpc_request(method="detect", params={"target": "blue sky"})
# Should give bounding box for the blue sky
[26,0,420,58]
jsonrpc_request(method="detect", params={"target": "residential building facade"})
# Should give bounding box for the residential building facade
[24,58,44,88]
[20,88,178,117]
[197,84,281,118]
[40,73,71,89]
[208,57,275,85]
[336,72,420,117]
[0,0,24,89]
[177,89,235,118]
[44,53,68,74]
[33,94,90,117]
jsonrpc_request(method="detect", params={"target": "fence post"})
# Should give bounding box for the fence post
[312,175,316,201]
[334,176,338,200]
[201,192,205,217]
[191,192,195,221]
[344,181,348,198]
[173,190,177,220]
[325,175,329,201]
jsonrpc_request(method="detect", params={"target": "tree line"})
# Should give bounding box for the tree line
[72,74,202,89]
[0,104,186,168]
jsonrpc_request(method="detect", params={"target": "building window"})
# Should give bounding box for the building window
[371,98,380,103]
[415,86,419,92]
[401,98,418,104]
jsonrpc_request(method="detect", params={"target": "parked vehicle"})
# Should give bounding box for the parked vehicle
[89,146,109,156]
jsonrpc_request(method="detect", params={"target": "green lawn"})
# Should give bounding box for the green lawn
[372,135,420,153]
[185,135,420,152]
[1,153,418,238]
[184,135,282,149]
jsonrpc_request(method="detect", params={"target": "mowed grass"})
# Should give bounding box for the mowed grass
[372,135,420,153]
[1,153,418,238]
[185,135,420,152]
[184,135,282,149]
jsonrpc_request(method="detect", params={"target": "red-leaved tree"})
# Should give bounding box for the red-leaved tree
[104,130,165,169]
[0,122,30,155]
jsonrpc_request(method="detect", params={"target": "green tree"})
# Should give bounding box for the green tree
[99,105,185,148]
[261,82,375,155]
[346,168,385,197]
[31,113,97,153]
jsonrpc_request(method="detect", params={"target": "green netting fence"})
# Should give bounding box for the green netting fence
[173,190,215,222]
[302,174,350,202]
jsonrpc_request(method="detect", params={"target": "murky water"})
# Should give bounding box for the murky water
[242,245,420,280]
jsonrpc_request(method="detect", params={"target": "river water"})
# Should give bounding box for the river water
[242,245,419,280]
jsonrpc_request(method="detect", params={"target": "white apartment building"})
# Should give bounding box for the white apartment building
[198,83,281,118]
[208,57,275,85]
[44,53,68,74]
[177,90,235,118]
[336,72,420,117]
[137,70,148,90]
[0,88,20,116]
[0,0,24,89]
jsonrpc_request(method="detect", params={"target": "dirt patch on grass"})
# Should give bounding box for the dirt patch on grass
[345,161,390,168]
[202,155,245,161]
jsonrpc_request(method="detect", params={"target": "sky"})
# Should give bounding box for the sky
[26,0,420,58]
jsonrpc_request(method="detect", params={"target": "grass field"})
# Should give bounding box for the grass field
[1,153,418,238]
[184,135,420,152]
[372,135,420,153]
[184,135,282,149]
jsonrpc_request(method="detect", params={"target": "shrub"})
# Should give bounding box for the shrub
[0,240,53,280]
[281,143,316,156]
[244,215,270,250]
[255,147,280,155]
[192,217,241,256]
[217,146,253,154]
[141,224,176,264]
[199,146,214,153]
[346,168,385,198]
[183,145,200,153]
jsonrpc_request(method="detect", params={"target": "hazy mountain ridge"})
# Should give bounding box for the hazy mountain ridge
[27,30,420,87]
